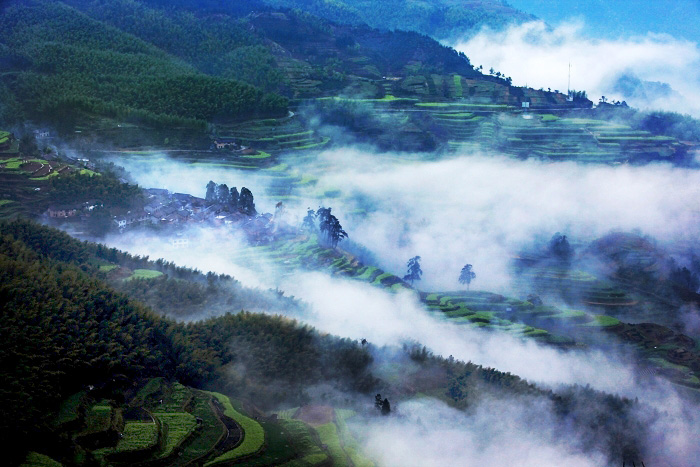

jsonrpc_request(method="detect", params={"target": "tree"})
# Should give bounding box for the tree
[229,186,239,210]
[548,233,573,263]
[403,256,422,285]
[375,393,383,410]
[302,208,316,232]
[374,394,390,415]
[317,206,347,248]
[205,180,217,203]
[381,398,391,415]
[216,183,230,205]
[239,187,256,216]
[670,266,700,292]
[459,264,476,290]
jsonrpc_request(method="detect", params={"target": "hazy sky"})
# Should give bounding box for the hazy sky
[509,0,700,43]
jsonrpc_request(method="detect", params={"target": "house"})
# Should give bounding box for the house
[48,205,78,218]
[146,188,169,197]
[169,235,189,249]
[212,137,239,150]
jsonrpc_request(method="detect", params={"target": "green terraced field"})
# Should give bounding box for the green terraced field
[205,392,265,466]
[53,391,84,426]
[20,452,63,467]
[315,423,348,467]
[169,390,224,466]
[276,419,328,467]
[153,412,197,458]
[84,403,112,433]
[128,269,164,280]
[335,410,374,467]
[112,421,158,453]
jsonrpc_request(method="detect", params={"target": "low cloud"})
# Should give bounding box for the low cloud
[356,398,606,467]
[307,150,700,291]
[454,20,700,116]
[282,272,637,394]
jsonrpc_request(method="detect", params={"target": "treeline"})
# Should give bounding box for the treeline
[0,219,376,460]
[50,172,142,208]
[259,0,533,41]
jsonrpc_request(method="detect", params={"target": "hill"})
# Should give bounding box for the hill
[0,0,534,132]
[258,0,536,41]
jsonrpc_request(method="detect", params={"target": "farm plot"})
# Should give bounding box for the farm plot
[204,392,265,466]
[152,412,198,458]
[20,452,63,467]
[127,269,163,280]
[112,421,159,453]
[168,390,225,466]
[231,235,409,291]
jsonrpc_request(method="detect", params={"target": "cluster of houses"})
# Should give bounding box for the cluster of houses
[115,188,290,244]
[45,183,292,245]
[47,200,102,220]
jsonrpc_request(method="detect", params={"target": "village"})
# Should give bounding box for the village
[46,183,293,246]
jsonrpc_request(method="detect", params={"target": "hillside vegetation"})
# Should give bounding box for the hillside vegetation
[260,0,536,40]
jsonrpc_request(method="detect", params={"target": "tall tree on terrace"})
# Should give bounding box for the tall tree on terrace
[317,206,348,248]
[302,208,316,232]
[403,256,422,286]
[205,180,216,203]
[229,186,239,210]
[216,183,231,205]
[459,264,476,290]
[238,187,256,216]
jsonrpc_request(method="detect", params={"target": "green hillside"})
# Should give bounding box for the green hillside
[260,0,536,40]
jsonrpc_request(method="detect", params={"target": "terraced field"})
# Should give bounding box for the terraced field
[229,235,409,291]
[494,116,679,162]
[513,265,637,309]
[422,291,576,345]
[205,392,266,466]
[215,115,330,152]
[269,406,375,467]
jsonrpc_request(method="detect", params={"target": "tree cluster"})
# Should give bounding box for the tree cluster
[548,233,574,264]
[50,172,142,208]
[205,180,256,216]
[303,207,348,248]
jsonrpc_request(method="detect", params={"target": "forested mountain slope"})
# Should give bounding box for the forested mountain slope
[259,0,536,40]
[0,0,494,129]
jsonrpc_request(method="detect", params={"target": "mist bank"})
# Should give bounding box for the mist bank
[454,20,700,117]
[303,150,700,291]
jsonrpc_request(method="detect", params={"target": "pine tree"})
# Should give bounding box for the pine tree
[229,186,239,210]
[205,180,216,202]
[302,208,316,232]
[239,187,256,216]
[403,256,422,285]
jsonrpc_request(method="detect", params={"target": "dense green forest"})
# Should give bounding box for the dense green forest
[0,0,489,130]
[0,0,288,128]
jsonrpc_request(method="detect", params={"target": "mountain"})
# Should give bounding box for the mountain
[258,0,536,41]
[0,0,490,129]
